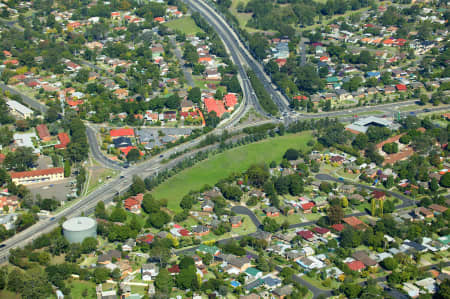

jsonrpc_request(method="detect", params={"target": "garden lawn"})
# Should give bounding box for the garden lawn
[153,132,313,212]
[165,16,203,35]
[67,280,97,299]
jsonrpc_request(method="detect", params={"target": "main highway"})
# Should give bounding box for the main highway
[183,0,291,113]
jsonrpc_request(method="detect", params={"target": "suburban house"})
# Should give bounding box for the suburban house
[264,207,280,217]
[201,200,214,212]
[343,216,368,231]
[352,251,378,268]
[97,250,121,265]
[230,216,242,228]
[346,260,366,272]
[36,124,51,142]
[193,225,210,236]
[110,128,135,139]
[55,132,70,149]
[141,263,159,281]
[218,254,251,273]
[124,193,144,213]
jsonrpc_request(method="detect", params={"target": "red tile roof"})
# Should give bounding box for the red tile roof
[36,124,50,140]
[0,153,5,164]
[301,202,315,210]
[120,146,140,156]
[331,224,344,232]
[396,84,407,91]
[347,260,365,271]
[179,229,190,237]
[140,234,154,244]
[55,132,70,149]
[168,264,180,273]
[204,97,226,117]
[223,93,237,108]
[110,128,135,138]
[297,230,314,240]
[314,227,330,235]
[372,190,386,199]
[10,167,64,179]
[343,216,367,230]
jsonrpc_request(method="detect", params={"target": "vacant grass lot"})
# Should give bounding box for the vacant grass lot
[153,132,313,212]
[165,16,203,35]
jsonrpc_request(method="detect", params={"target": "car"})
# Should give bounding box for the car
[338,177,344,181]
[50,217,55,221]
[159,155,164,158]
[0,244,5,248]
[120,175,125,179]
[423,108,431,112]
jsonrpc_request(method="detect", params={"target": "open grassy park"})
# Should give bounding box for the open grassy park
[165,16,203,35]
[152,132,313,212]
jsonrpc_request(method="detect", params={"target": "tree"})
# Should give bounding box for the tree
[327,205,344,225]
[283,148,299,161]
[142,194,159,214]
[7,269,24,293]
[95,202,108,219]
[352,133,368,150]
[430,178,439,192]
[0,267,6,290]
[221,185,243,201]
[81,237,98,253]
[147,210,171,229]
[0,127,13,146]
[155,269,173,293]
[64,160,71,177]
[246,164,270,187]
[262,217,280,233]
[176,265,198,290]
[319,182,332,193]
[130,175,146,194]
[15,213,37,231]
[187,87,201,103]
[92,268,110,283]
[179,256,195,270]
[440,173,450,188]
[110,206,127,223]
[340,283,362,298]
[4,147,37,171]
[381,257,397,271]
[436,279,450,299]
[126,148,141,162]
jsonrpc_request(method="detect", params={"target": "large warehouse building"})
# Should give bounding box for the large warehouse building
[62,217,97,244]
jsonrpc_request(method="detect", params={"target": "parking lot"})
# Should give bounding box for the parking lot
[27,178,76,202]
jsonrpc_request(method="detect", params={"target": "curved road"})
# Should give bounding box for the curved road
[315,173,414,208]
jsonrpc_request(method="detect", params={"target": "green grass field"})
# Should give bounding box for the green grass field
[67,280,97,299]
[165,16,203,35]
[152,132,313,212]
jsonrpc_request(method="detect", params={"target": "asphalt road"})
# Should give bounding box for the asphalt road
[85,125,124,170]
[169,36,195,87]
[0,82,48,114]
[231,205,262,229]
[315,173,414,209]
